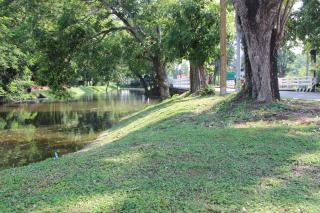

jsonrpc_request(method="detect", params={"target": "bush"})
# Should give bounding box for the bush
[3,80,34,101]
[198,86,215,96]
[0,86,5,96]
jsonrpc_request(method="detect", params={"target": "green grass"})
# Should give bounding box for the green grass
[1,94,320,212]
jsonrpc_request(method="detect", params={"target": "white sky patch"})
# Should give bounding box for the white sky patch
[293,1,303,11]
[292,45,304,54]
[291,1,305,54]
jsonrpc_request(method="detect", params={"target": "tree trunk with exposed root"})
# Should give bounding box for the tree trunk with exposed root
[234,0,294,102]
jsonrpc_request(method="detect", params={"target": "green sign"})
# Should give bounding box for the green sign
[227,72,235,80]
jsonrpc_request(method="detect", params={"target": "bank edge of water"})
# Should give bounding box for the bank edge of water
[1,95,320,212]
[0,85,117,104]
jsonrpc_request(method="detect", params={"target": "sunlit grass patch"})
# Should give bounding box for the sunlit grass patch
[0,94,319,212]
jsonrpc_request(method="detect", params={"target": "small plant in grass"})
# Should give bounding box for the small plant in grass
[198,86,215,96]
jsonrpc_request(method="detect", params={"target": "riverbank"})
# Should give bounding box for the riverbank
[68,85,115,97]
[1,85,116,104]
[0,89,150,170]
[1,94,320,212]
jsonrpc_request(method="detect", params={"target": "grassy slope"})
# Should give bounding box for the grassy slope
[0,94,320,212]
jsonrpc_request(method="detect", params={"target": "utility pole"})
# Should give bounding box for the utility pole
[310,48,317,91]
[306,53,309,77]
[220,0,227,95]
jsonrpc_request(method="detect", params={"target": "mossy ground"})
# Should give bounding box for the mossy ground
[0,94,319,212]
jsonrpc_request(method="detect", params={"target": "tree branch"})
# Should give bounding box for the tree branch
[100,0,144,43]
[95,26,129,38]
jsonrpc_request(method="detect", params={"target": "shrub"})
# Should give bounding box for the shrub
[198,86,215,96]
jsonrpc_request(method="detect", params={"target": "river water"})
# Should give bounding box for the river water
[0,89,152,170]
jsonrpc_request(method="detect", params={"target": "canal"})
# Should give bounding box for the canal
[0,89,152,170]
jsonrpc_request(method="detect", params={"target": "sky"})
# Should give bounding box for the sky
[293,1,303,11]
[292,1,304,54]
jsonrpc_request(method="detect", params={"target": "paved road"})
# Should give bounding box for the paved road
[280,91,320,101]
[173,86,320,101]
[216,88,320,101]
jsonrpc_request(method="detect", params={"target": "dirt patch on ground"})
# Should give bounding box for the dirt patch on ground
[187,169,206,176]
[174,98,320,128]
[129,142,143,147]
[292,164,320,181]
[235,100,320,125]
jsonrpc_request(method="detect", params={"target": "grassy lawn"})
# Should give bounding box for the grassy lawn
[0,94,319,212]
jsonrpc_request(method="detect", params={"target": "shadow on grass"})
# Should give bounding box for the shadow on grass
[1,108,319,212]
[109,94,198,132]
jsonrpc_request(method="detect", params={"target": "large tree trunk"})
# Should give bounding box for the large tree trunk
[152,56,170,99]
[190,61,208,93]
[233,0,281,102]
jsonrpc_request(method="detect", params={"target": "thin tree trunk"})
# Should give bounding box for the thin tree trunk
[242,38,253,96]
[220,0,227,95]
[270,29,281,100]
[213,60,220,86]
[212,75,216,85]
[138,76,148,92]
[190,62,200,93]
[106,81,110,91]
[152,56,170,99]
[134,72,148,92]
[208,75,213,85]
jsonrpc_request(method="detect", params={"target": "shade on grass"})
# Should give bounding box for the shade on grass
[0,94,319,212]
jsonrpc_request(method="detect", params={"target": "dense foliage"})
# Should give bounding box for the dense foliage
[0,0,34,98]
[0,0,318,101]
[291,0,320,50]
[0,0,229,100]
[288,0,320,82]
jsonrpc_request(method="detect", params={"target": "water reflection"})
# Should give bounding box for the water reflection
[0,89,152,170]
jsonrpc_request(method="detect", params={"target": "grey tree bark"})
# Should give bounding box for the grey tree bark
[152,56,170,99]
[190,61,208,93]
[270,29,281,100]
[234,0,294,102]
[242,37,254,96]
[233,0,281,102]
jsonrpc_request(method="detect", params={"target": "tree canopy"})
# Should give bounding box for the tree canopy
[0,0,317,101]
[291,0,320,50]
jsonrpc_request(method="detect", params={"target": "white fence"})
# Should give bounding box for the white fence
[169,78,190,89]
[170,76,316,91]
[169,77,236,90]
[278,77,314,91]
